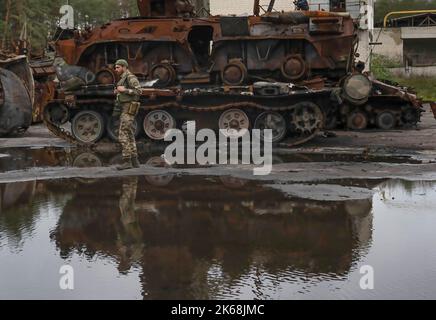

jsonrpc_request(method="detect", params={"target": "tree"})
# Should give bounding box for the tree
[1,0,12,50]
[0,0,139,53]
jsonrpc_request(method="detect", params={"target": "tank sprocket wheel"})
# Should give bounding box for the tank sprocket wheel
[44,104,69,125]
[402,108,421,126]
[218,109,250,138]
[376,111,397,130]
[71,110,106,144]
[254,111,287,143]
[289,102,324,135]
[143,110,176,140]
[347,111,368,130]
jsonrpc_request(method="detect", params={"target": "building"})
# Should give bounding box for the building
[372,12,436,77]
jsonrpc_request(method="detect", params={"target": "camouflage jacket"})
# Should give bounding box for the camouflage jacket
[117,70,142,103]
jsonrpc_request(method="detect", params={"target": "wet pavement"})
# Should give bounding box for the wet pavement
[1,106,436,300]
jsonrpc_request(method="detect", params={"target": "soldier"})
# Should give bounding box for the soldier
[113,59,142,170]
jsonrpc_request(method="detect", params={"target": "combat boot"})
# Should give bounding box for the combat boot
[131,155,140,168]
[117,157,133,171]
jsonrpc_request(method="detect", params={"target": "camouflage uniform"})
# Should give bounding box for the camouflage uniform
[116,177,144,273]
[116,70,142,159]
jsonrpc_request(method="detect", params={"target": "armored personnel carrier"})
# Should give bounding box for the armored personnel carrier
[0,53,34,136]
[43,0,429,146]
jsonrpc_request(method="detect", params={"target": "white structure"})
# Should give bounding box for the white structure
[209,0,293,16]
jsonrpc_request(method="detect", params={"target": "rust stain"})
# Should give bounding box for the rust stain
[431,102,436,119]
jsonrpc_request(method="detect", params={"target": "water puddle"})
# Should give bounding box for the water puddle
[1,176,436,299]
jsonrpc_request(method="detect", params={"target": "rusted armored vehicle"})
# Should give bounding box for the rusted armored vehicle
[30,57,57,123]
[0,53,34,136]
[44,0,428,146]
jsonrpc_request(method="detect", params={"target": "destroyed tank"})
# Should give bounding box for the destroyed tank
[44,0,427,147]
[0,53,34,136]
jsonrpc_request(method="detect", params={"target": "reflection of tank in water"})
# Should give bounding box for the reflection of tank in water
[0,53,34,136]
[0,181,36,211]
[0,181,38,244]
[49,176,373,299]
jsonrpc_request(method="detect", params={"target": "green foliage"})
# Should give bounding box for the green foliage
[371,54,436,102]
[393,76,436,102]
[0,0,139,52]
[371,54,402,80]
[375,0,436,25]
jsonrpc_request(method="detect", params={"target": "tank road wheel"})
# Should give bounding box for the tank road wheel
[221,59,248,86]
[145,156,175,187]
[254,112,287,143]
[376,111,396,130]
[219,109,250,138]
[151,63,176,87]
[96,68,116,85]
[143,110,176,140]
[281,54,307,81]
[289,102,324,135]
[71,110,105,144]
[72,152,103,184]
[107,116,141,142]
[347,111,368,130]
[73,152,103,168]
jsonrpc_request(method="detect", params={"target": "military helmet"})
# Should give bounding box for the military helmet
[115,59,129,67]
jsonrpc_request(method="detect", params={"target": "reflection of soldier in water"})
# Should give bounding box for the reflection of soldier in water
[49,176,375,299]
[116,177,144,274]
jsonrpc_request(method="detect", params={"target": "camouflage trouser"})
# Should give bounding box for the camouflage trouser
[117,177,143,269]
[119,177,138,225]
[119,103,138,158]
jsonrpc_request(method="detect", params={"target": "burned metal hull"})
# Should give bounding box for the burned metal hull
[0,55,33,136]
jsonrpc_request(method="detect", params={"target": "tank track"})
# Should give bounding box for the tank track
[43,88,327,148]
[325,76,426,130]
